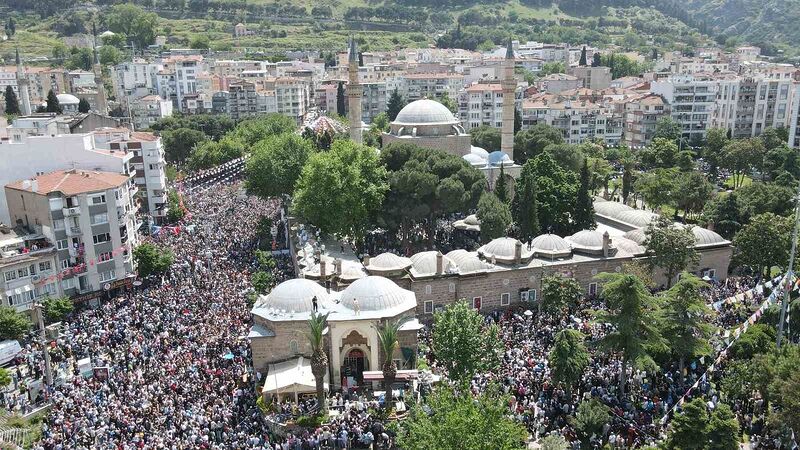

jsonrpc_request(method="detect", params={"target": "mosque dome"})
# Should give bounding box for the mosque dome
[56,93,80,105]
[615,210,658,228]
[478,237,533,264]
[256,279,329,313]
[463,153,487,167]
[566,230,609,254]
[690,226,726,248]
[530,234,572,258]
[614,237,646,256]
[446,250,489,273]
[623,228,648,245]
[340,276,417,313]
[470,146,489,159]
[593,201,634,217]
[410,251,457,277]
[364,252,412,275]
[393,99,459,126]
[488,151,513,167]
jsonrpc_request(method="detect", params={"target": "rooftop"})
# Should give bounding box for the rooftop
[6,169,130,196]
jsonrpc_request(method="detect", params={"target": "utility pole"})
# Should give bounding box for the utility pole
[32,303,54,386]
[777,181,800,348]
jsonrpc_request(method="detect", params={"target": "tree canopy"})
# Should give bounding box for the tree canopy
[733,212,793,277]
[513,124,564,165]
[246,133,315,199]
[644,217,699,288]
[476,191,511,242]
[133,242,175,278]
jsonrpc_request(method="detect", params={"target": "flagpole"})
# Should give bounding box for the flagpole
[777,181,800,348]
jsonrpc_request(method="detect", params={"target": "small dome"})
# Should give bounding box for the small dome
[488,151,513,166]
[615,237,646,256]
[56,93,80,105]
[393,99,459,126]
[338,262,368,281]
[453,214,481,232]
[616,210,658,228]
[566,230,610,254]
[690,226,725,247]
[463,153,487,167]
[531,234,572,258]
[257,279,329,313]
[470,146,489,159]
[364,252,412,274]
[623,228,648,244]
[306,115,346,135]
[593,200,634,217]
[446,250,489,273]
[99,30,116,37]
[410,251,457,277]
[464,214,480,226]
[340,276,417,313]
[478,237,533,264]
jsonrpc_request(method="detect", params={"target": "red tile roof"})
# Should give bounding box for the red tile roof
[6,169,129,196]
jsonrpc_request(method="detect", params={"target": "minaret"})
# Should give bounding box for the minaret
[501,39,516,159]
[92,23,108,115]
[347,37,363,144]
[15,48,32,115]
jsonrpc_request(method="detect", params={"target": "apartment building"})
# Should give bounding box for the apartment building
[129,95,173,130]
[0,224,61,313]
[458,83,505,129]
[650,75,718,142]
[226,81,279,120]
[5,169,138,300]
[622,94,670,148]
[521,96,623,146]
[569,66,612,90]
[274,78,311,123]
[361,82,387,124]
[399,73,464,103]
[6,113,123,142]
[535,74,582,94]
[714,76,793,138]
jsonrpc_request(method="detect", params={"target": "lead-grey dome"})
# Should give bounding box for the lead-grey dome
[255,278,329,313]
[340,276,417,313]
[393,99,459,126]
[530,234,572,258]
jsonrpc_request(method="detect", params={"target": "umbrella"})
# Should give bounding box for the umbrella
[523,310,533,316]
[222,353,234,360]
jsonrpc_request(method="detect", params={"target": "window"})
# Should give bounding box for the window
[91,213,108,225]
[57,240,68,250]
[49,198,63,211]
[589,282,598,296]
[36,283,56,297]
[289,340,299,354]
[4,270,16,282]
[424,300,433,314]
[500,293,510,306]
[61,278,75,290]
[39,261,52,272]
[98,252,112,262]
[425,285,432,295]
[448,282,455,293]
[53,219,65,230]
[472,297,482,310]
[93,233,111,245]
[99,270,116,282]
[17,267,29,278]
[90,194,107,205]
[528,289,537,302]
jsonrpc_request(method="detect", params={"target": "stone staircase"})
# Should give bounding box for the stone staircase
[0,409,28,450]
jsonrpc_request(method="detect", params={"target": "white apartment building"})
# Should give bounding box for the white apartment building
[0,133,135,225]
[650,75,718,142]
[361,82,387,124]
[129,95,173,130]
[569,66,612,90]
[5,169,138,300]
[6,113,123,142]
[521,97,623,146]
[397,73,465,103]
[274,78,311,123]
[786,83,800,148]
[713,76,793,138]
[622,94,670,148]
[0,225,61,313]
[458,83,505,129]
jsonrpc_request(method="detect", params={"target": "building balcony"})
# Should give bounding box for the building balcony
[65,226,82,237]
[62,206,81,217]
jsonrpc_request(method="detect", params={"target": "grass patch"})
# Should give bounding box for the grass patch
[723,175,753,190]
[5,411,46,447]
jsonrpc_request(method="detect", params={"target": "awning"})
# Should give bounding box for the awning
[362,369,419,382]
[262,356,328,395]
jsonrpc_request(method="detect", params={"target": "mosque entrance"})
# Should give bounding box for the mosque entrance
[342,348,368,387]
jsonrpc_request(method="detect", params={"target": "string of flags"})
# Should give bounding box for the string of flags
[659,274,789,427]
[31,243,134,286]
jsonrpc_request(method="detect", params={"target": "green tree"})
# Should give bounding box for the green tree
[722,138,764,189]
[701,193,741,239]
[477,191,511,242]
[593,273,665,399]
[666,398,708,450]
[540,434,568,450]
[673,170,714,219]
[639,137,679,169]
[336,81,346,117]
[494,164,509,203]
[4,86,19,115]
[728,324,775,360]
[162,128,207,164]
[398,386,527,450]
[513,123,564,165]
[133,242,174,278]
[541,275,583,315]
[106,4,158,50]
[733,212,793,277]
[703,127,729,178]
[77,98,90,113]
[187,137,244,170]
[246,133,315,199]
[574,158,595,230]
[371,112,390,132]
[543,143,584,172]
[46,90,62,113]
[166,190,185,223]
[376,317,409,394]
[431,300,502,385]
[769,346,800,432]
[0,306,32,340]
[659,274,713,388]
[306,312,329,415]
[530,152,578,235]
[99,46,123,65]
[621,163,633,204]
[189,34,210,50]
[592,52,601,67]
[387,87,406,121]
[549,329,589,393]
[644,217,699,288]
[706,403,741,450]
[228,114,297,147]
[42,296,74,324]
[251,271,273,295]
[294,140,388,240]
[579,46,587,66]
[470,125,500,151]
[0,367,11,388]
[653,117,682,143]
[511,160,539,242]
[439,91,457,113]
[574,399,610,447]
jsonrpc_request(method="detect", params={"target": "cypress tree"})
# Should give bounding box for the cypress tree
[592,52,601,67]
[336,82,346,117]
[621,164,633,204]
[494,163,509,203]
[386,87,406,121]
[511,161,539,242]
[46,90,62,114]
[574,158,595,231]
[4,86,19,115]
[579,46,587,66]
[78,98,91,113]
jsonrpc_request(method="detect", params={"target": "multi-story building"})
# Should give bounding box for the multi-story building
[6,113,123,142]
[521,96,623,146]
[458,83,504,129]
[5,169,138,301]
[714,76,793,138]
[361,82,387,124]
[315,83,339,115]
[622,94,669,148]
[650,75,718,142]
[0,224,61,313]
[227,81,258,120]
[399,73,464,103]
[535,73,582,94]
[129,95,173,130]
[274,78,311,123]
[569,66,612,90]
[93,130,168,223]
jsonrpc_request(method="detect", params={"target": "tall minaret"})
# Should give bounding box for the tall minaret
[15,48,32,115]
[347,37,363,144]
[92,23,108,115]
[501,39,516,159]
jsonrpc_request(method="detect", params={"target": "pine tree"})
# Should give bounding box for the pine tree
[336,82,346,117]
[78,98,91,113]
[511,161,539,243]
[387,87,406,121]
[4,86,19,115]
[591,52,601,67]
[513,108,521,134]
[494,163,509,203]
[651,48,658,61]
[574,158,595,231]
[579,46,587,66]
[46,90,62,113]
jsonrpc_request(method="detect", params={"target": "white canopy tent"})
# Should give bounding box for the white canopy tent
[262,357,329,403]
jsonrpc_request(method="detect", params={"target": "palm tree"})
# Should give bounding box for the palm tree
[376,317,410,406]
[306,311,330,415]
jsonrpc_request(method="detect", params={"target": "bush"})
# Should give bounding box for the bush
[296,414,326,428]
[133,242,174,278]
[42,296,74,324]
